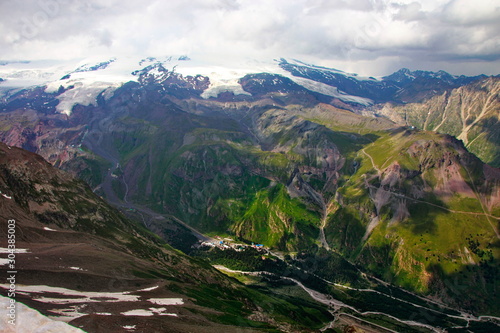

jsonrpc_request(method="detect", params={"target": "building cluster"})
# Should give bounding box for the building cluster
[198,237,266,252]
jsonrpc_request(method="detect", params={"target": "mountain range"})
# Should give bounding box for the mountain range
[0,56,499,332]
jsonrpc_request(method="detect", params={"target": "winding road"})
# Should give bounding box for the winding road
[214,264,500,332]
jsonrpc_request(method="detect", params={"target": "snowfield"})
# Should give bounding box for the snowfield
[0,56,375,115]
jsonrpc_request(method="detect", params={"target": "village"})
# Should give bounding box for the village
[198,236,267,252]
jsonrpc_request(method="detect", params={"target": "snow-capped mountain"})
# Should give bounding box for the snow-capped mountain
[0,56,492,115]
[383,67,485,86]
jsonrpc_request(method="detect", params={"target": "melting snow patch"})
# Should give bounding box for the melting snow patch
[148,298,184,305]
[69,267,85,271]
[201,76,251,99]
[123,325,136,330]
[121,308,178,317]
[288,76,373,106]
[137,285,159,292]
[0,248,30,253]
[43,227,57,231]
[0,258,10,266]
[36,297,91,304]
[0,284,140,303]
[1,193,12,199]
[121,309,154,316]
[48,305,87,321]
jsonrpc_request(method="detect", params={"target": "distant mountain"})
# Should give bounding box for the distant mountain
[279,59,487,103]
[383,67,485,86]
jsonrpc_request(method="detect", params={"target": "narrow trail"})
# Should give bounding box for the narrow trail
[360,147,500,221]
[215,264,500,332]
[361,148,381,176]
[464,165,500,239]
[364,184,500,220]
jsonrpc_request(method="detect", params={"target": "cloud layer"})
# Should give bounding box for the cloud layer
[1,0,499,75]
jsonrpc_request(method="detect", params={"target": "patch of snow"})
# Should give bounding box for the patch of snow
[68,267,85,271]
[0,284,140,303]
[150,307,167,314]
[199,71,251,98]
[47,305,87,321]
[123,325,136,330]
[0,258,10,266]
[137,285,159,292]
[1,193,12,199]
[35,297,91,304]
[201,80,251,98]
[96,312,112,316]
[173,59,282,98]
[143,66,165,79]
[121,308,178,317]
[45,80,122,116]
[0,295,86,332]
[0,248,30,253]
[43,227,57,231]
[121,309,154,316]
[148,298,184,305]
[287,76,373,105]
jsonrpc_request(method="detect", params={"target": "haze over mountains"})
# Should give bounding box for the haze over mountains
[0,55,499,332]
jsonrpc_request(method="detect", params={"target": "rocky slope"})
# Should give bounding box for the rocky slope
[376,77,500,167]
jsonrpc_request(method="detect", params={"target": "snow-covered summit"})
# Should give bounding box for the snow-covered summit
[0,56,487,115]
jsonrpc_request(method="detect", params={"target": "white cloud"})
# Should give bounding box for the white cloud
[443,0,500,25]
[393,2,426,21]
[0,0,498,76]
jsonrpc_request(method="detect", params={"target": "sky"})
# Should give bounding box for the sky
[0,0,499,76]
